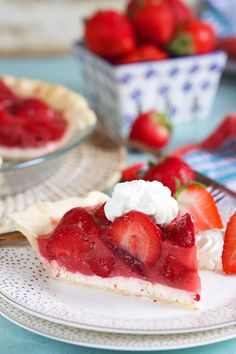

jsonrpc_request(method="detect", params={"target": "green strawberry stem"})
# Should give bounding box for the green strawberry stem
[152,112,173,132]
[167,33,193,56]
[174,181,204,200]
[148,160,157,169]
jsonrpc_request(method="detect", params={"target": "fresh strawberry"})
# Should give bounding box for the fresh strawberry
[116,44,168,64]
[129,111,172,149]
[122,162,146,181]
[144,156,195,195]
[168,19,216,55]
[105,211,162,266]
[157,225,200,291]
[177,183,223,233]
[115,51,140,65]
[137,44,168,61]
[168,0,193,27]
[15,98,54,121]
[222,212,236,274]
[84,10,136,60]
[127,0,175,46]
[168,213,195,248]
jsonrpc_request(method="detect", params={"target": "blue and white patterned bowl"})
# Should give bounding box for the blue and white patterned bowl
[74,44,227,139]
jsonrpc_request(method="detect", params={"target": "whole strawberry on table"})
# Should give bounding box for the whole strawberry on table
[129,110,172,149]
[83,0,216,64]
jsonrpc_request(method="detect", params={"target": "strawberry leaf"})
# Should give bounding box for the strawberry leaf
[152,112,173,132]
[174,180,204,200]
[148,160,156,169]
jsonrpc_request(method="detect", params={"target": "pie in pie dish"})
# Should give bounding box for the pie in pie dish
[0,76,96,160]
[12,181,201,309]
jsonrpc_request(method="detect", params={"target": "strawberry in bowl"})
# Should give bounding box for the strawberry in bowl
[168,18,216,56]
[84,10,136,61]
[75,1,226,139]
[127,0,175,46]
[0,76,96,161]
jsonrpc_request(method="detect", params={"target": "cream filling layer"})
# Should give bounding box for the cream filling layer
[43,259,199,309]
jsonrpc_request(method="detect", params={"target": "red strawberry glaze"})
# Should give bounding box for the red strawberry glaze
[37,206,200,295]
[0,80,68,149]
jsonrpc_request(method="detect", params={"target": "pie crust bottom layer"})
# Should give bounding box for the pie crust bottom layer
[43,259,198,309]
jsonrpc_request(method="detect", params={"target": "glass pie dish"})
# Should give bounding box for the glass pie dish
[0,75,97,198]
[0,124,95,198]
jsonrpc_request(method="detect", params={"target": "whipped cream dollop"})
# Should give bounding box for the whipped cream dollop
[196,229,225,271]
[104,180,178,224]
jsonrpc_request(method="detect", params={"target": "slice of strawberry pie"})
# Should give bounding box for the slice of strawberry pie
[12,181,201,309]
[0,76,96,160]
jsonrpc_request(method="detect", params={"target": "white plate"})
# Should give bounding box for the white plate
[0,197,236,335]
[1,296,236,351]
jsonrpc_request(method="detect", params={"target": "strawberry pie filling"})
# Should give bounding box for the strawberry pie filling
[37,204,201,298]
[0,80,68,148]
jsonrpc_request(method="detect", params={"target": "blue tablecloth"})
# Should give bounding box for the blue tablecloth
[0,56,236,354]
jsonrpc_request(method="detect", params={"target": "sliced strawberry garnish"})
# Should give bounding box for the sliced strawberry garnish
[15,98,55,121]
[222,212,236,274]
[165,213,195,248]
[121,162,146,182]
[105,211,162,266]
[153,217,200,292]
[177,184,223,233]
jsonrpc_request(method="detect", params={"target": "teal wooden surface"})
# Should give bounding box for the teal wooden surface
[0,56,236,354]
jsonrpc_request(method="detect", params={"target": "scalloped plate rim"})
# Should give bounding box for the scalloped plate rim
[1,297,236,351]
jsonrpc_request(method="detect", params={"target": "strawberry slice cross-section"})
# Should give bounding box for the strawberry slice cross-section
[177,184,223,233]
[105,211,162,266]
[222,212,236,274]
